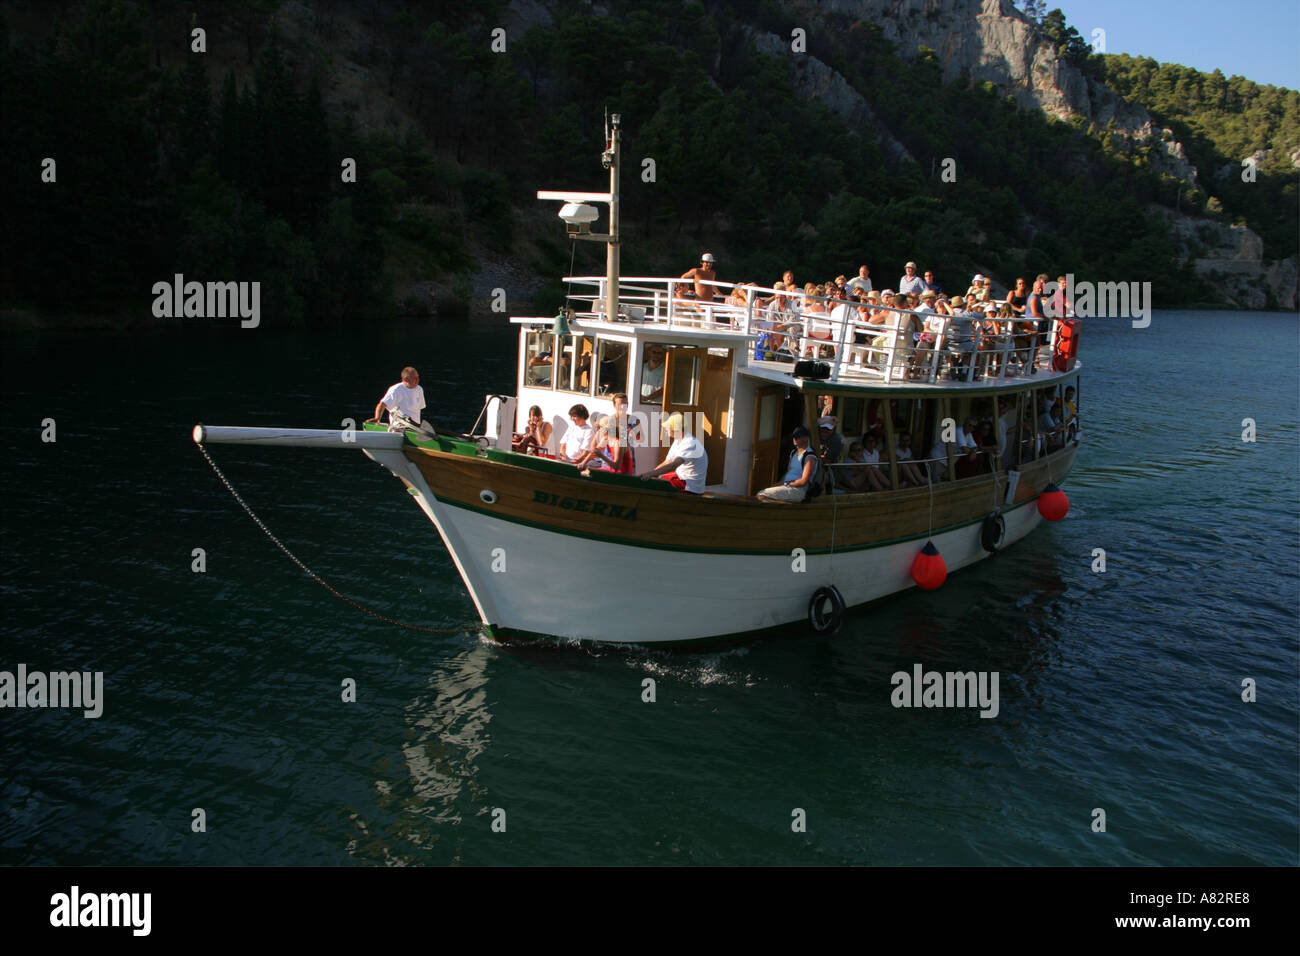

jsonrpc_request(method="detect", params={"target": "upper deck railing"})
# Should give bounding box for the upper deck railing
[551,275,1074,387]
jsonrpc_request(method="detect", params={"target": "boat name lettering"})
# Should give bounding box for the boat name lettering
[532,489,637,520]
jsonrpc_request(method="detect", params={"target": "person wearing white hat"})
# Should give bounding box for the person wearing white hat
[678,253,718,302]
[898,261,925,295]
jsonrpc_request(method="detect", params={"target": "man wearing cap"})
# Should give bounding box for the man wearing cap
[641,412,708,493]
[677,253,718,302]
[846,264,873,297]
[758,426,821,502]
[818,415,844,463]
[898,261,925,295]
[370,366,426,427]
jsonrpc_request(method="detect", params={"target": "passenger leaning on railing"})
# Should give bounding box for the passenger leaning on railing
[1025,274,1050,366]
[944,301,980,380]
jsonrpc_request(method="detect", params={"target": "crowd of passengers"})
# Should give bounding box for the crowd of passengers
[513,385,1076,502]
[759,388,1077,501]
[678,256,1072,379]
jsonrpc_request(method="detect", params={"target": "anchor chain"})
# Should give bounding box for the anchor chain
[195,441,480,635]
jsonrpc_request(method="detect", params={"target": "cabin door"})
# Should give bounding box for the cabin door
[661,347,732,485]
[748,385,785,495]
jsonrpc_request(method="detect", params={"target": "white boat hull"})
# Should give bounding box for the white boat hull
[389,459,1047,645]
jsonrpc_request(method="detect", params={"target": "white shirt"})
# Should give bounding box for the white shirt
[862,448,881,465]
[667,434,707,493]
[381,382,425,423]
[846,276,872,295]
[560,422,594,462]
[640,361,665,399]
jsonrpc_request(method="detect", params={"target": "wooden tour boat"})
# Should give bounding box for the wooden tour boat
[194,114,1082,647]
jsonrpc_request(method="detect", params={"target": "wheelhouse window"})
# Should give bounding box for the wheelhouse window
[558,334,595,395]
[594,338,630,396]
[524,332,555,388]
[666,350,699,406]
[640,343,668,402]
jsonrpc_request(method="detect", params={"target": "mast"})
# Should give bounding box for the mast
[605,112,621,323]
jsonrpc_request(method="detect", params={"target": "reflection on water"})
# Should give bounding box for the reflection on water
[347,646,496,865]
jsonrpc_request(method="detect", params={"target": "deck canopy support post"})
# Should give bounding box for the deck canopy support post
[883,403,899,491]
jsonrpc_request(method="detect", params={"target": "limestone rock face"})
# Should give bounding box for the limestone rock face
[1159,208,1299,310]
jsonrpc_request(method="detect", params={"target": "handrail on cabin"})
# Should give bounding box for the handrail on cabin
[548,275,1069,385]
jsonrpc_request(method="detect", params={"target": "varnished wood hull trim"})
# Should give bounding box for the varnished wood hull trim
[402,443,1076,556]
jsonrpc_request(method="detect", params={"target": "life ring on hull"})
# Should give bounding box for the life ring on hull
[808,586,845,636]
[980,512,1006,553]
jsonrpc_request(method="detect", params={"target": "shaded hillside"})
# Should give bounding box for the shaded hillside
[1,0,1295,326]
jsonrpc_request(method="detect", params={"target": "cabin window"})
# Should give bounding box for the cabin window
[667,350,699,406]
[558,334,595,394]
[524,332,555,388]
[640,343,668,402]
[594,338,630,396]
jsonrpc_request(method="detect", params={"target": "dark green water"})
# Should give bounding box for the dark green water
[2,311,1297,865]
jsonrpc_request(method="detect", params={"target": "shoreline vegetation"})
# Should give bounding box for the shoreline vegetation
[1,1,1295,329]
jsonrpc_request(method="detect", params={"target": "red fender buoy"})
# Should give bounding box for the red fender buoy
[1038,483,1069,522]
[911,540,947,590]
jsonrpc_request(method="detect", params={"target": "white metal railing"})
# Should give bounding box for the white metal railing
[550,276,1064,385]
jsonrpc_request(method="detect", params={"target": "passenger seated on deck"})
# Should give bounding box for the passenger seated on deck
[1062,386,1078,441]
[641,413,708,493]
[558,405,595,465]
[512,405,553,454]
[836,439,869,493]
[575,416,615,472]
[758,426,820,502]
[860,433,890,491]
[894,433,926,487]
[1038,397,1065,452]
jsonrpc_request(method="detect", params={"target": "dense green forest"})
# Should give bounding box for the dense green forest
[0,0,1294,325]
[1098,54,1299,262]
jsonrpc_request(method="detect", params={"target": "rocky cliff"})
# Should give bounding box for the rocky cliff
[765,0,1295,308]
